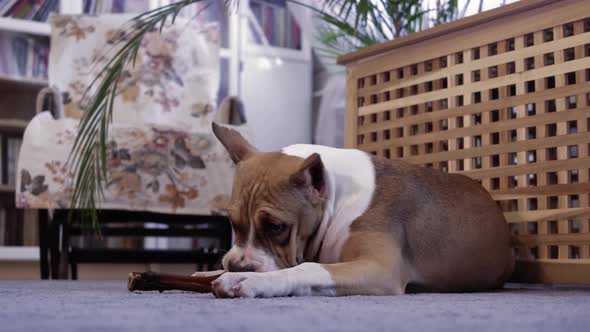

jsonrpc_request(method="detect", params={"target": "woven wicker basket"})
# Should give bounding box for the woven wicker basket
[338,0,590,284]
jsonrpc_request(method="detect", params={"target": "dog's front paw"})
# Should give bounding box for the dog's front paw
[212,272,284,298]
[211,272,250,298]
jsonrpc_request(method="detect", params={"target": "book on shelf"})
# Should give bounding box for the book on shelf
[288,13,301,50]
[0,205,23,246]
[0,206,39,246]
[0,31,48,80]
[0,134,21,186]
[0,0,59,22]
[0,0,18,16]
[0,133,3,185]
[6,136,21,185]
[249,0,302,50]
[83,0,150,14]
[32,0,58,22]
[0,207,5,246]
[0,207,38,246]
[0,132,37,246]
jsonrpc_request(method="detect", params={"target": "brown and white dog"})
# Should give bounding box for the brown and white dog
[197,123,514,298]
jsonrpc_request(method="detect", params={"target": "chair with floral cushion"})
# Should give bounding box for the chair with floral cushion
[16,14,247,279]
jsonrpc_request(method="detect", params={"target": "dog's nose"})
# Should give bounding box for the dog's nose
[227,261,256,272]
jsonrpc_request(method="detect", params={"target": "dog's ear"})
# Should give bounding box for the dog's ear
[289,153,326,204]
[212,122,257,164]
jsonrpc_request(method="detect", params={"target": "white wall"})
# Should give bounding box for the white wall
[240,55,312,151]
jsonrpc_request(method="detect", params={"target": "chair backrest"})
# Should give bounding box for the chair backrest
[47,14,220,130]
[18,14,247,216]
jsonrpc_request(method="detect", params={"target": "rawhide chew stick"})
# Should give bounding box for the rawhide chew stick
[127,271,224,293]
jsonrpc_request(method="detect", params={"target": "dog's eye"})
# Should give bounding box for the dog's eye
[268,223,286,234]
[262,218,287,236]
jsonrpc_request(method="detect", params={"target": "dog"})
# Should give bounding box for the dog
[195,123,514,298]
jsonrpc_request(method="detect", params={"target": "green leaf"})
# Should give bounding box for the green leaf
[67,0,463,231]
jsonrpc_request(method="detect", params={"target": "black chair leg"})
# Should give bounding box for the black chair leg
[71,261,78,280]
[49,213,66,280]
[49,218,59,279]
[221,218,232,252]
[59,220,71,279]
[38,210,50,280]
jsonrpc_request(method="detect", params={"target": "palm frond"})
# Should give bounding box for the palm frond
[311,0,459,55]
[68,0,462,228]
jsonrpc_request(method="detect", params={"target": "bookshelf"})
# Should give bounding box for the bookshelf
[0,118,28,131]
[0,17,49,36]
[0,0,58,261]
[0,74,47,90]
[0,183,15,193]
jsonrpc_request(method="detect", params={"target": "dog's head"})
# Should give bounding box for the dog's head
[212,123,327,272]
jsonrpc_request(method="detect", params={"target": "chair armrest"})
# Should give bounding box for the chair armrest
[36,86,64,119]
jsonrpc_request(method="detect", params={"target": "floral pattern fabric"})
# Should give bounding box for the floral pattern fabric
[16,15,243,215]
[48,14,220,128]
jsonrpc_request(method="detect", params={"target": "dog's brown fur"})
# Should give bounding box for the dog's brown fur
[344,157,514,293]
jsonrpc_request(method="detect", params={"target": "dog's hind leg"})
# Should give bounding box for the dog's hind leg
[323,260,406,296]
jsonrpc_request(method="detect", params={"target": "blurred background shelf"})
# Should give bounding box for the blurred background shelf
[0,246,39,261]
[0,184,16,193]
[0,75,48,91]
[0,2,51,269]
[0,17,50,36]
[0,118,29,134]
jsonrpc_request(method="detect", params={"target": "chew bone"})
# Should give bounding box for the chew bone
[127,271,224,293]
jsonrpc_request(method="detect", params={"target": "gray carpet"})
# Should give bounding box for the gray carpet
[0,281,589,332]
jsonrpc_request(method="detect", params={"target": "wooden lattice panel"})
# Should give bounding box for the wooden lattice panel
[339,0,590,284]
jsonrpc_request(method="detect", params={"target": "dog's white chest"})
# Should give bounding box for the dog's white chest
[282,144,376,263]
